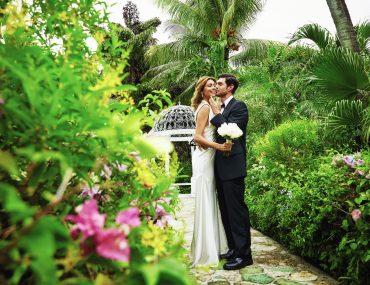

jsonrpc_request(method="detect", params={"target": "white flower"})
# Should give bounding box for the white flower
[217,123,243,141]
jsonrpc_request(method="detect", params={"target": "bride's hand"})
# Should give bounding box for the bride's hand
[218,142,232,152]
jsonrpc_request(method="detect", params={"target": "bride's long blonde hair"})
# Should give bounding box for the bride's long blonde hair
[190,76,216,110]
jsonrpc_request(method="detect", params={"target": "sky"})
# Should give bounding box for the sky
[107,0,370,44]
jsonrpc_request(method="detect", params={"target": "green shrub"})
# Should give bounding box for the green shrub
[247,146,370,284]
[0,1,190,284]
[252,120,321,177]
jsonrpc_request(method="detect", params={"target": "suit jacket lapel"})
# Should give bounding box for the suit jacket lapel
[222,97,236,117]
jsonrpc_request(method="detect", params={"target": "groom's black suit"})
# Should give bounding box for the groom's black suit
[210,97,251,259]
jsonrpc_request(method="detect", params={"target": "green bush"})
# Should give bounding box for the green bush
[0,1,190,284]
[247,142,370,284]
[252,120,321,177]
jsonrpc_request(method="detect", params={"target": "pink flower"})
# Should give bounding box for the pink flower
[95,228,130,262]
[351,209,361,222]
[156,204,167,217]
[154,203,172,228]
[0,98,4,105]
[155,214,173,229]
[101,164,112,179]
[129,199,139,207]
[65,199,106,240]
[130,151,142,161]
[79,185,101,199]
[343,155,355,167]
[354,169,365,176]
[114,162,128,172]
[116,207,141,228]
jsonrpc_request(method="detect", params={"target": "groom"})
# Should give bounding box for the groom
[209,74,252,270]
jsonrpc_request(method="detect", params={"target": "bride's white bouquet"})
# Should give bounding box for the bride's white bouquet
[217,123,243,155]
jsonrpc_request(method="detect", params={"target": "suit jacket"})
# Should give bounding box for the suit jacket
[210,98,248,181]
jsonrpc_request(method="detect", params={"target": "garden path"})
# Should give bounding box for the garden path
[177,195,339,285]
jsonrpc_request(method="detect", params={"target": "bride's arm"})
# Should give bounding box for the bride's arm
[194,105,231,152]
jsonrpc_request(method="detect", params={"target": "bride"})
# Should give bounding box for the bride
[190,76,231,266]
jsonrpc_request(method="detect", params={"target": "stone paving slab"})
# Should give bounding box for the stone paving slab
[177,196,338,285]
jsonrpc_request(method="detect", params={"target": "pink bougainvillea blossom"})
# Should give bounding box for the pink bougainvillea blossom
[116,207,141,234]
[343,155,364,168]
[155,204,167,217]
[65,199,133,262]
[129,151,142,161]
[101,164,112,179]
[154,203,173,228]
[114,161,128,172]
[354,169,365,176]
[65,199,106,240]
[95,228,130,262]
[351,209,361,222]
[79,185,102,199]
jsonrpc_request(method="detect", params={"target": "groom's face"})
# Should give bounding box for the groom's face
[216,78,228,97]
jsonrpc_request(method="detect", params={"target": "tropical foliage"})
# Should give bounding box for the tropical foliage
[289,20,370,145]
[0,1,190,284]
[145,0,264,102]
[289,21,370,54]
[247,121,370,284]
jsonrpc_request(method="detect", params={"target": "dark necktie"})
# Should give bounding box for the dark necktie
[221,103,225,113]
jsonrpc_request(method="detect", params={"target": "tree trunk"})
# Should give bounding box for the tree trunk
[224,47,229,61]
[325,0,360,52]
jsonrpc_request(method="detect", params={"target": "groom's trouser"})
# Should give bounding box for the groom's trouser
[216,176,251,258]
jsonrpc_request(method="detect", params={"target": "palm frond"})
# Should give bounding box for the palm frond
[177,81,197,105]
[355,20,370,53]
[156,0,213,35]
[310,47,370,101]
[362,106,370,143]
[289,23,334,49]
[229,39,280,67]
[143,61,184,86]
[145,34,209,66]
[324,99,365,140]
[222,0,262,33]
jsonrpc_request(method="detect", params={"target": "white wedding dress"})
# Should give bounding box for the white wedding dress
[190,101,228,267]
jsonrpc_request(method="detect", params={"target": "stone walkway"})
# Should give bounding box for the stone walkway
[177,196,338,285]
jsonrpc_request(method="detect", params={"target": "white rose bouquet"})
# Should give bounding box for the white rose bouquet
[217,122,243,156]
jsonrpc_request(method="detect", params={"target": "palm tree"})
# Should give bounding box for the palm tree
[289,20,370,144]
[310,46,369,144]
[325,0,360,52]
[145,0,264,102]
[289,21,370,54]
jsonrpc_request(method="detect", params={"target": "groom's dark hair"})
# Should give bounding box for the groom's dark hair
[218,74,239,94]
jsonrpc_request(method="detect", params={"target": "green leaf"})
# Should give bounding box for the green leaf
[289,23,334,49]
[0,183,35,222]
[354,197,363,204]
[140,264,160,285]
[19,216,69,285]
[311,47,370,102]
[0,151,18,175]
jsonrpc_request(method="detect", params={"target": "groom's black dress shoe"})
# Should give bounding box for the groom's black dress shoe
[219,249,236,260]
[223,256,253,270]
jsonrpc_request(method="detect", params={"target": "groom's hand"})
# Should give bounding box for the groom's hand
[197,143,208,151]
